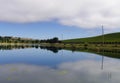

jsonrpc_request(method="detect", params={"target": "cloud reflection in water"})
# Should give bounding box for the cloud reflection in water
[0,59,120,83]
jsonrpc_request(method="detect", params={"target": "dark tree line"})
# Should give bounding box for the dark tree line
[0,36,61,44]
[40,37,61,43]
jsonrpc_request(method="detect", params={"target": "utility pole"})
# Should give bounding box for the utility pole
[102,25,104,46]
[62,34,63,40]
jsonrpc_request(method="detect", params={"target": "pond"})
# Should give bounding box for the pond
[0,46,120,83]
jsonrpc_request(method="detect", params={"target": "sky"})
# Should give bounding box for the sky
[0,0,120,40]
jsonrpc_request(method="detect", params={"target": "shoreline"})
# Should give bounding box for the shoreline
[40,43,120,50]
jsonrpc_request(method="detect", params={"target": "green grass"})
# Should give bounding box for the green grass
[63,32,120,43]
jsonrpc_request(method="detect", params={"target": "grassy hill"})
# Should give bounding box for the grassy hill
[63,32,120,43]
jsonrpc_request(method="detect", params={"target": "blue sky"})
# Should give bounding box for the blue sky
[0,21,105,40]
[0,0,120,40]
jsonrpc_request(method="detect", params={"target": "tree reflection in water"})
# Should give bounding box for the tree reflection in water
[0,45,120,59]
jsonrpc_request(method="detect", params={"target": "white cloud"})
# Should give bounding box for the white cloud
[0,0,120,29]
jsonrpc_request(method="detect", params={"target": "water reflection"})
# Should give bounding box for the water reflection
[40,46,120,59]
[0,45,39,50]
[40,46,62,53]
[0,45,62,53]
[89,49,120,59]
[0,45,120,59]
[0,45,119,83]
[0,59,120,83]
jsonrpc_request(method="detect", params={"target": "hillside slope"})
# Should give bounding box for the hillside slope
[63,32,120,43]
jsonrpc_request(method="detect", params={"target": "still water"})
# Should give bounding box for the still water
[0,47,120,83]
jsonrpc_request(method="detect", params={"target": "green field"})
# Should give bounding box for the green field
[63,32,120,43]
